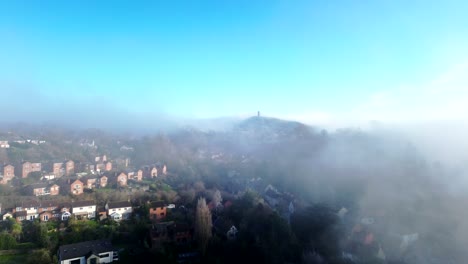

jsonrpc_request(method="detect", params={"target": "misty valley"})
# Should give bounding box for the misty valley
[0,116,466,264]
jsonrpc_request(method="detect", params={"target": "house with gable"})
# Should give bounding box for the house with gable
[0,164,15,184]
[71,200,96,220]
[100,175,108,187]
[70,179,84,195]
[31,183,60,196]
[21,162,42,178]
[65,160,75,176]
[106,201,132,221]
[58,239,118,264]
[149,201,167,221]
[116,172,127,187]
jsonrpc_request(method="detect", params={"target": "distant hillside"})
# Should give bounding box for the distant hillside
[233,116,318,143]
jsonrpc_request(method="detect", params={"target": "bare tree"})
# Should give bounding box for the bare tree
[195,197,212,254]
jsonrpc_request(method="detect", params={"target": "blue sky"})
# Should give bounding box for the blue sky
[1,0,467,127]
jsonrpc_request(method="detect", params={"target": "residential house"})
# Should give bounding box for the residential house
[85,177,98,189]
[0,140,9,148]
[106,201,132,221]
[150,167,158,178]
[60,204,72,221]
[100,175,108,188]
[162,164,167,175]
[14,200,41,221]
[31,183,59,196]
[0,164,15,184]
[32,183,49,196]
[136,169,143,181]
[96,163,105,172]
[150,221,192,249]
[105,161,112,171]
[71,200,96,219]
[70,179,84,195]
[116,172,127,187]
[39,211,53,222]
[50,184,60,195]
[81,163,95,172]
[58,239,118,264]
[52,162,64,177]
[37,202,60,221]
[2,212,13,220]
[149,201,167,221]
[15,211,27,222]
[13,201,59,222]
[65,160,74,176]
[21,162,42,178]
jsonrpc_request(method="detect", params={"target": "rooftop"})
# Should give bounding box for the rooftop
[58,239,115,260]
[107,201,131,209]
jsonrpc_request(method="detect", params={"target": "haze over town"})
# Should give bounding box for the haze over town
[1,1,468,264]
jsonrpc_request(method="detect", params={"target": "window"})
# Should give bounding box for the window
[112,209,116,212]
[160,213,165,216]
[99,253,110,258]
[70,259,81,264]
[90,258,97,264]
[80,207,83,210]
[43,215,48,221]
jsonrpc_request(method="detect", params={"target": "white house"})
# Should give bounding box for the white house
[105,201,132,221]
[58,239,118,264]
[71,201,96,219]
[0,141,9,148]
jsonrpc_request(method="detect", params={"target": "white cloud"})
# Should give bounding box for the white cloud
[350,60,468,124]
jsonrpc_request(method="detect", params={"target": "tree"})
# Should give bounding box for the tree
[0,232,17,249]
[195,197,212,254]
[10,219,22,241]
[27,249,52,264]
[212,189,222,207]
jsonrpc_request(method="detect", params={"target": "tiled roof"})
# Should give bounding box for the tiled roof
[58,239,115,260]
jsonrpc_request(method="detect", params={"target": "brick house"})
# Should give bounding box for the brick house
[85,177,98,189]
[52,162,64,177]
[20,162,41,178]
[39,211,53,222]
[50,184,60,195]
[116,173,127,187]
[1,164,15,184]
[105,161,112,171]
[13,200,57,222]
[65,160,75,176]
[71,179,84,195]
[149,201,167,221]
[136,169,143,181]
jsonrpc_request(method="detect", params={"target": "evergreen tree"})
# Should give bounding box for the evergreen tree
[195,197,212,254]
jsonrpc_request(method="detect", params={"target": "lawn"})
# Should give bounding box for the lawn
[0,253,28,264]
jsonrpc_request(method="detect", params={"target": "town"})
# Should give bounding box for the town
[0,117,463,263]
